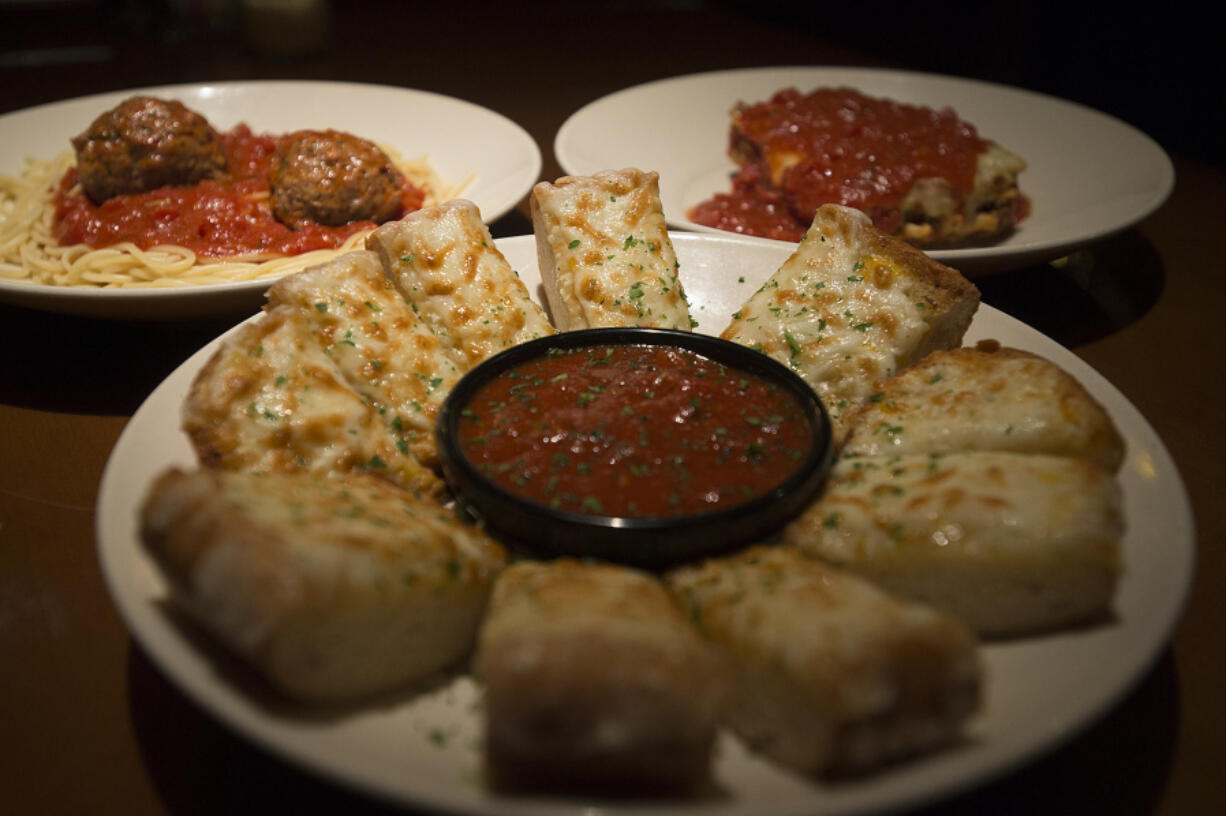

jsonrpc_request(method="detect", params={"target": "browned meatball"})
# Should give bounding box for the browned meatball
[71,96,228,203]
[270,129,405,228]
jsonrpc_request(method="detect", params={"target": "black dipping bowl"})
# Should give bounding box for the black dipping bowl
[436,328,833,569]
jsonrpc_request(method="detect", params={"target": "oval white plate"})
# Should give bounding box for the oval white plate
[555,67,1175,276]
[98,233,1194,816]
[0,81,541,319]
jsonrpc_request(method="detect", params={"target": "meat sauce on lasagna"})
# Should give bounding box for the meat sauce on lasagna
[688,87,1028,248]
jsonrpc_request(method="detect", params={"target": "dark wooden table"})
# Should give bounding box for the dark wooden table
[2,2,1221,813]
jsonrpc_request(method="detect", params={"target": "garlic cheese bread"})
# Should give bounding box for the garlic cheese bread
[720,204,979,444]
[366,199,555,367]
[665,545,981,777]
[182,301,445,498]
[475,559,730,791]
[841,342,1126,471]
[265,250,465,470]
[140,467,507,703]
[531,168,693,331]
[786,451,1124,637]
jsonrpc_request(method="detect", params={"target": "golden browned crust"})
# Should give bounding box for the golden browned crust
[851,208,981,357]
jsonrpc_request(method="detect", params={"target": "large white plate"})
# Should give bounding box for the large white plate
[555,67,1175,276]
[0,81,541,319]
[97,233,1194,816]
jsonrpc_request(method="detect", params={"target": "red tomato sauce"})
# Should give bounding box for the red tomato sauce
[456,344,814,519]
[688,87,990,241]
[51,124,426,258]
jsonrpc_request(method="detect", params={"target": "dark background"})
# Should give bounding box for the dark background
[1,0,1216,167]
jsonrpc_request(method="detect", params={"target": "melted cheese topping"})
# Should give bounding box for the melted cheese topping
[182,305,443,497]
[721,206,937,438]
[266,250,465,469]
[786,450,1123,636]
[793,451,1122,566]
[532,169,692,331]
[367,199,555,367]
[841,344,1125,470]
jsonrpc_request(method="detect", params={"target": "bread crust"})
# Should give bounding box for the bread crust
[666,545,981,776]
[140,467,506,702]
[476,559,730,791]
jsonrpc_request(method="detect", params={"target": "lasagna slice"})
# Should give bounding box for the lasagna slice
[665,545,981,777]
[182,303,444,498]
[720,204,979,444]
[690,86,1027,248]
[785,451,1124,637]
[265,250,465,470]
[531,168,693,331]
[365,200,555,368]
[475,559,730,792]
[140,467,507,703]
[841,341,1126,471]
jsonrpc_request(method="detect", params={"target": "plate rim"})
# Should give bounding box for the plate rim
[96,231,1196,816]
[555,65,1175,275]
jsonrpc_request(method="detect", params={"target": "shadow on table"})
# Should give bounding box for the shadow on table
[127,644,408,816]
[0,305,244,416]
[974,228,1165,349]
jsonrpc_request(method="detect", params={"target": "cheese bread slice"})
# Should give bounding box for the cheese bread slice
[182,304,444,498]
[140,467,507,703]
[265,250,465,470]
[720,204,979,444]
[665,545,981,777]
[530,168,693,331]
[366,200,555,367]
[475,559,730,792]
[841,341,1126,471]
[785,451,1124,637]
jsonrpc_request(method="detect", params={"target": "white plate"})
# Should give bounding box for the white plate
[555,67,1175,276]
[97,233,1194,816]
[0,81,541,319]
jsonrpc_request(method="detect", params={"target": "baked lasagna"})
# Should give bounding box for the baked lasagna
[688,87,1028,248]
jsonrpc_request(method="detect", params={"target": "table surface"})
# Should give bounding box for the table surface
[2,2,1222,814]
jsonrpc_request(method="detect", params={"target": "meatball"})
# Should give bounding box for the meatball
[270,129,406,228]
[71,96,228,203]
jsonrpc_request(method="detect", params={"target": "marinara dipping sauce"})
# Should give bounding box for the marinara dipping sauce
[456,343,812,519]
[439,329,833,567]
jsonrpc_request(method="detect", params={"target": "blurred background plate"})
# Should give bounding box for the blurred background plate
[556,67,1174,276]
[0,80,541,319]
